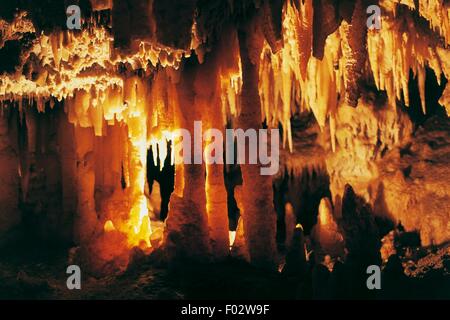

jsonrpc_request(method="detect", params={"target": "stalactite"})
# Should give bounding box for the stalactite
[367,2,446,112]
[258,1,300,151]
[340,0,368,107]
[260,0,283,53]
[148,69,176,173]
[257,0,341,151]
[303,33,340,129]
[0,11,35,49]
[312,0,340,60]
[295,0,313,80]
[391,0,450,45]
[437,47,450,115]
[284,202,296,250]
[218,26,243,120]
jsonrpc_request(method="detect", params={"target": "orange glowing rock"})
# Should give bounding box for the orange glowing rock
[284,202,296,250]
[311,198,345,259]
[90,0,112,11]
[380,230,397,263]
[104,220,116,232]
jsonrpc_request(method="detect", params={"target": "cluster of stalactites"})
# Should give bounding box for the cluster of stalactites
[0,11,35,48]
[1,0,450,156]
[0,0,201,110]
[257,0,449,154]
[258,0,342,152]
[384,0,450,45]
[369,1,450,115]
[0,26,120,102]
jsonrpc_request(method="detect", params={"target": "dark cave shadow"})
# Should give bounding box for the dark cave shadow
[372,182,396,238]
[273,165,332,250]
[403,67,448,127]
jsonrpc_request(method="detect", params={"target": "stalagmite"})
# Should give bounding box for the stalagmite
[341,185,381,265]
[380,230,396,263]
[282,224,308,276]
[230,216,250,262]
[149,180,162,219]
[284,202,296,250]
[311,198,345,260]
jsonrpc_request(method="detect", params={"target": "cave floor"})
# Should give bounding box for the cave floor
[0,235,449,300]
[0,236,296,300]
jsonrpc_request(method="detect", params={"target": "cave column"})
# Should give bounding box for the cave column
[127,114,151,248]
[236,17,277,269]
[73,126,98,245]
[164,65,211,262]
[21,107,37,206]
[123,76,152,248]
[204,131,229,259]
[58,108,78,241]
[196,56,230,260]
[0,110,20,243]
